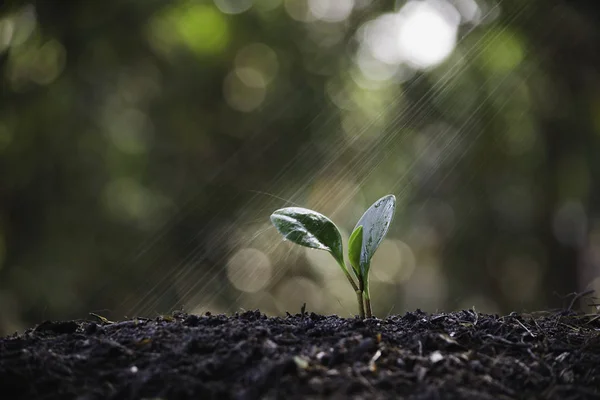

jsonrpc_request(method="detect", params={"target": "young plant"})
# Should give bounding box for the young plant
[270,194,396,318]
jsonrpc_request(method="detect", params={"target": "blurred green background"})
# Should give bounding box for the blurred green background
[2,0,600,335]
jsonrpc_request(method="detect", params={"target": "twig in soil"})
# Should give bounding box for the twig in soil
[531,317,544,336]
[368,349,382,372]
[89,313,114,324]
[584,314,600,324]
[483,334,531,348]
[567,289,595,311]
[471,307,479,326]
[513,317,535,338]
[555,289,596,312]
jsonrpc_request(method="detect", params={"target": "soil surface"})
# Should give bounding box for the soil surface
[1,309,600,399]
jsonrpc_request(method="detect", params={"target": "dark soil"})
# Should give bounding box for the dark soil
[1,309,600,400]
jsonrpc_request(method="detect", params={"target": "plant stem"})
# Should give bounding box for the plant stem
[341,268,359,292]
[363,281,372,318]
[364,296,372,318]
[339,263,364,319]
[356,290,365,319]
[358,278,366,319]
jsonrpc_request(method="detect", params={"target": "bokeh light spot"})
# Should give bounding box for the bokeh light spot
[453,0,482,23]
[29,39,66,85]
[213,0,253,15]
[355,46,401,82]
[356,0,459,79]
[236,67,266,88]
[103,178,170,229]
[235,43,279,85]
[106,109,154,155]
[226,248,273,293]
[396,0,459,69]
[254,0,282,12]
[149,3,229,56]
[0,17,15,54]
[362,13,404,65]
[223,70,266,112]
[7,5,36,47]
[480,28,524,72]
[503,116,537,156]
[284,0,316,22]
[308,0,354,23]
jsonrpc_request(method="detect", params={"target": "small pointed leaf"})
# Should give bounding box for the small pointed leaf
[270,207,345,267]
[348,225,363,279]
[354,195,396,277]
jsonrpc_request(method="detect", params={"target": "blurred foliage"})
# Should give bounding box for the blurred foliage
[1,0,600,335]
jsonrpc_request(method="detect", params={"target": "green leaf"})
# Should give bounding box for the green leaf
[348,225,363,279]
[353,194,396,277]
[270,207,345,267]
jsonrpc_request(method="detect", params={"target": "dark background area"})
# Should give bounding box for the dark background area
[1,0,600,335]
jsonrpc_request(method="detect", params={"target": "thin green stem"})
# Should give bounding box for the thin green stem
[338,261,364,319]
[342,268,359,292]
[363,278,372,318]
[358,278,366,319]
[364,296,372,318]
[356,289,365,319]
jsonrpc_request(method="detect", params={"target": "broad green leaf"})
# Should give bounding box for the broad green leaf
[353,194,396,277]
[348,225,363,279]
[270,207,345,267]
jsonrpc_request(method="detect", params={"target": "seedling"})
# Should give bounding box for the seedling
[270,194,396,319]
